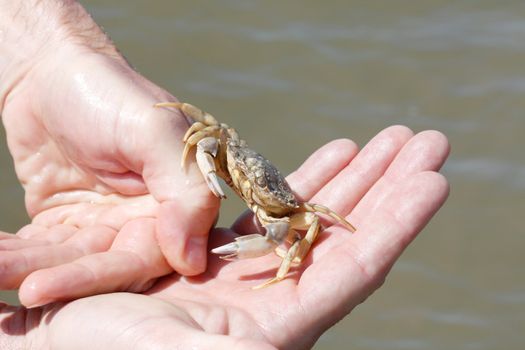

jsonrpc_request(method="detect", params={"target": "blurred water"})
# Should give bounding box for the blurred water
[1,0,525,348]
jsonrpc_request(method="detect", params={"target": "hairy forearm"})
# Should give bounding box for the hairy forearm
[0,0,120,110]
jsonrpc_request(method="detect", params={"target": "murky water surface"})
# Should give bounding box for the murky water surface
[1,1,524,348]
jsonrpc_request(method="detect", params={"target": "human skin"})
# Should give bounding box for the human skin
[0,130,450,349]
[0,0,220,307]
[0,0,451,348]
[0,0,448,349]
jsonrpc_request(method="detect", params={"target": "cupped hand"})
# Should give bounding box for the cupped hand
[2,127,449,349]
[0,42,219,307]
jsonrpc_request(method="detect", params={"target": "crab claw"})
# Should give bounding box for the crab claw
[196,137,226,198]
[211,234,277,260]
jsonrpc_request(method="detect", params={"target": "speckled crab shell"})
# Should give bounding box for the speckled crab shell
[226,139,299,215]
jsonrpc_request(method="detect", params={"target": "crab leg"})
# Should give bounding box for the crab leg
[302,202,356,232]
[155,102,219,126]
[183,121,206,142]
[181,126,221,168]
[275,212,320,264]
[195,137,226,198]
[253,239,302,290]
[291,213,320,263]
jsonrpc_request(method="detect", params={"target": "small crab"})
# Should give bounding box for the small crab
[155,102,356,288]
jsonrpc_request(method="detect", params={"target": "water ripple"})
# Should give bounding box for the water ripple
[444,157,525,190]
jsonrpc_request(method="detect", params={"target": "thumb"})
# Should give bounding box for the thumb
[156,195,219,276]
[142,107,220,275]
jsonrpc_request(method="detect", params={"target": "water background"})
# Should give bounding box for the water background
[1,1,524,348]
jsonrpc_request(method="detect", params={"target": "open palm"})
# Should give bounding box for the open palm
[17,127,449,350]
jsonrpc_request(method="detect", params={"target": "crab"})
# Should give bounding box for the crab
[155,102,356,289]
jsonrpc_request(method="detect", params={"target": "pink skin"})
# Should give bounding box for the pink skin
[1,1,218,307]
[0,1,450,348]
[1,129,449,349]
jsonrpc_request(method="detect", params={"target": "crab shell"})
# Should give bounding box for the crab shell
[225,138,299,218]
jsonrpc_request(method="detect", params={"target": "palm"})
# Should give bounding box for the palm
[145,127,450,348]
[25,126,449,350]
[1,48,219,306]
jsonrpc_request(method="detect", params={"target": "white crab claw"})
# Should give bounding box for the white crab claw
[211,234,277,260]
[196,137,226,198]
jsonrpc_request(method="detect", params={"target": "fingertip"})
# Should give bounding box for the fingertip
[19,269,60,308]
[420,170,450,206]
[286,138,360,202]
[323,138,359,157]
[157,200,216,276]
[417,129,449,146]
[316,138,359,169]
[416,130,451,167]
[375,125,415,151]
[295,138,358,176]
[19,277,45,308]
[183,235,208,276]
[366,125,415,158]
[382,124,414,138]
[384,129,451,181]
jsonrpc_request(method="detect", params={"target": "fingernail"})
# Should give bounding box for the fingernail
[185,236,207,274]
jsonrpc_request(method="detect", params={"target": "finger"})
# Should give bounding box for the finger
[300,129,450,259]
[0,225,115,290]
[31,196,157,230]
[308,125,414,219]
[156,197,219,276]
[17,224,77,242]
[350,129,450,224]
[0,237,49,251]
[140,104,196,203]
[138,106,221,276]
[231,138,359,233]
[385,130,450,179]
[19,218,171,307]
[298,171,449,323]
[0,231,15,239]
[239,126,413,232]
[287,138,359,200]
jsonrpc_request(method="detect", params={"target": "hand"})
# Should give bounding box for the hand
[1,127,449,349]
[0,1,218,307]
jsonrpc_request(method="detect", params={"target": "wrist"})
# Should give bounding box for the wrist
[0,0,122,111]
